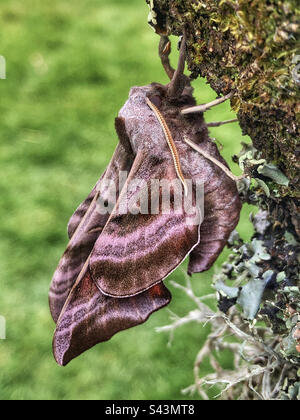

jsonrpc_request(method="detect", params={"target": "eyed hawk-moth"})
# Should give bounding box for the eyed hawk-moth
[49,35,241,366]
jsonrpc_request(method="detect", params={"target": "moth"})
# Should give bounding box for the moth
[49,35,241,366]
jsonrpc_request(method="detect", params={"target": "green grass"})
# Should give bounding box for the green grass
[0,0,253,400]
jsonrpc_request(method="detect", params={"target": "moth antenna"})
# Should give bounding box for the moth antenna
[146,97,188,196]
[159,36,175,80]
[206,118,239,128]
[182,92,234,115]
[184,136,245,183]
[167,32,187,98]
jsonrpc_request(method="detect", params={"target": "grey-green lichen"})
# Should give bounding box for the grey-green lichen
[146,0,300,193]
[213,196,300,364]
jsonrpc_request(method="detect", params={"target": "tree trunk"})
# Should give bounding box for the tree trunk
[147,0,300,400]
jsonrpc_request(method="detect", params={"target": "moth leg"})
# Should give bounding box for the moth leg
[167,31,188,98]
[159,36,175,80]
[115,117,133,155]
[182,92,234,115]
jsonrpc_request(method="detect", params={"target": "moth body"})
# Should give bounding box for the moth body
[49,36,242,366]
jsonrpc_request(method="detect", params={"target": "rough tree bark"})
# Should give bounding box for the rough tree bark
[146,0,300,400]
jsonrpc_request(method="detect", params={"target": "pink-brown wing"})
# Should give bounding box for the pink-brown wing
[53,266,171,366]
[90,151,202,298]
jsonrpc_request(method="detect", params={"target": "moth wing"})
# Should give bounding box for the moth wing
[188,143,241,274]
[90,151,201,298]
[49,138,134,323]
[67,117,133,240]
[67,183,101,240]
[53,266,171,366]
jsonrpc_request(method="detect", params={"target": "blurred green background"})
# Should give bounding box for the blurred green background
[0,0,253,400]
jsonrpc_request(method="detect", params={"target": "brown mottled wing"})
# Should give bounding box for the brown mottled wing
[67,117,133,240]
[49,139,134,323]
[188,143,241,274]
[53,265,171,366]
[90,151,201,298]
[67,183,100,240]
